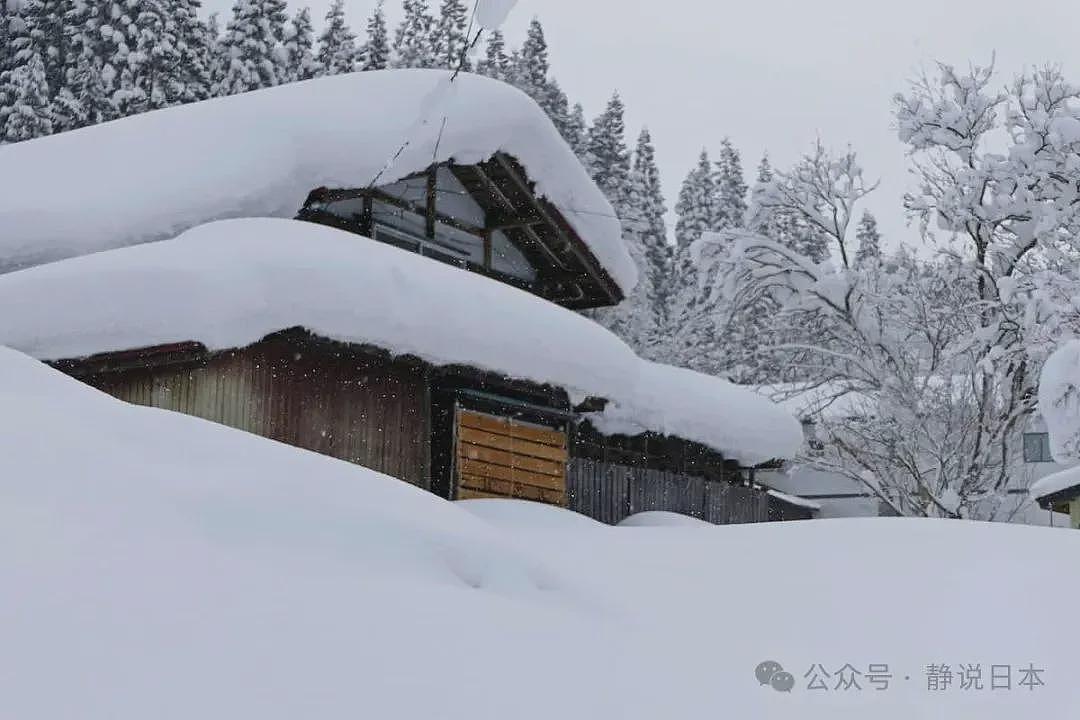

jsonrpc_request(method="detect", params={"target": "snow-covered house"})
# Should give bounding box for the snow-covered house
[1030,468,1080,528]
[0,70,802,525]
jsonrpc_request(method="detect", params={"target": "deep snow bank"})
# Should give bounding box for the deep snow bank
[1,347,1078,719]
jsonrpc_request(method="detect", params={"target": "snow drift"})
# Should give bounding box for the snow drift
[0,217,802,465]
[0,69,636,293]
[1,346,1077,719]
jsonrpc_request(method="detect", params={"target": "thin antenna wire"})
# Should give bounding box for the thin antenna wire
[371,2,484,188]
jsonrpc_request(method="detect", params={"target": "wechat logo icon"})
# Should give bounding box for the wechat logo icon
[756,660,795,693]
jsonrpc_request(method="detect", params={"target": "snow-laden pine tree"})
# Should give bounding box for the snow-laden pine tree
[431,0,470,70]
[0,0,27,136]
[631,128,672,353]
[476,29,509,80]
[585,92,630,206]
[204,13,228,95]
[220,0,289,94]
[58,53,111,127]
[317,0,357,76]
[564,102,589,161]
[359,0,389,71]
[714,137,747,228]
[391,0,434,69]
[128,0,183,112]
[11,0,67,100]
[3,50,53,142]
[854,210,882,266]
[515,18,548,100]
[283,6,318,82]
[175,0,215,103]
[673,150,719,251]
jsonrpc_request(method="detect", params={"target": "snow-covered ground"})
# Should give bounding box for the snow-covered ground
[2,347,1077,719]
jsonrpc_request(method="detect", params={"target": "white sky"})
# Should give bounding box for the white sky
[206,0,1080,247]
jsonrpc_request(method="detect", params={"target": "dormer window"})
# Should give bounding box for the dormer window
[296,153,621,309]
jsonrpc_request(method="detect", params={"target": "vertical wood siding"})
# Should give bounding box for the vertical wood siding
[86,336,432,489]
[568,459,769,525]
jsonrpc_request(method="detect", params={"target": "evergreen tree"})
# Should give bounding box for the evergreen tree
[129,0,183,112]
[0,0,27,135]
[516,18,548,99]
[220,0,289,94]
[714,137,747,228]
[50,85,86,131]
[673,150,719,250]
[431,0,470,70]
[855,210,883,265]
[544,77,572,142]
[477,29,509,80]
[632,128,671,347]
[175,0,214,102]
[13,0,68,99]
[585,92,630,206]
[564,102,588,160]
[391,0,434,69]
[359,0,389,71]
[317,0,357,76]
[3,50,53,141]
[284,6,318,81]
[204,13,227,96]
[64,53,112,126]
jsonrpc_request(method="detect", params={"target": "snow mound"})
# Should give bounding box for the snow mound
[456,499,605,531]
[617,511,714,528]
[0,69,635,294]
[0,218,800,465]
[2,349,1078,718]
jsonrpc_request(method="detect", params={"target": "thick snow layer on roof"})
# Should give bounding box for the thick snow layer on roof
[0,69,635,294]
[1039,339,1080,464]
[3,355,1078,719]
[1030,465,1080,501]
[0,218,798,464]
[591,360,803,465]
[765,488,823,512]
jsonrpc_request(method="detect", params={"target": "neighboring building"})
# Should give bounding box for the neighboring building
[758,385,1070,524]
[0,71,804,526]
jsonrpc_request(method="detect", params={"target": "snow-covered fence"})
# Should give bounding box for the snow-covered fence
[567,459,768,525]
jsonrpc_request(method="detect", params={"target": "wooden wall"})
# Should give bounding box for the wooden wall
[83,334,432,489]
[568,459,769,526]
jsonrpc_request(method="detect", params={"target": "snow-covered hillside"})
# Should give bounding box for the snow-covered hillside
[2,346,1077,718]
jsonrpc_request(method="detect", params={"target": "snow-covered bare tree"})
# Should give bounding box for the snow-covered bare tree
[717,62,1080,518]
[359,0,389,71]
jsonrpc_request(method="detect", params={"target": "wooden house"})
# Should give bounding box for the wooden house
[0,70,805,525]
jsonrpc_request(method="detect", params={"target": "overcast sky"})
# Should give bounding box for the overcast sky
[207,0,1080,246]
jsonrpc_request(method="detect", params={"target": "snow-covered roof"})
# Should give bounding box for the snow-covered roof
[0,218,800,465]
[765,489,823,512]
[1030,465,1080,502]
[0,69,636,294]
